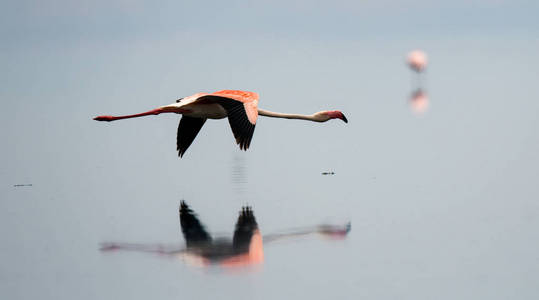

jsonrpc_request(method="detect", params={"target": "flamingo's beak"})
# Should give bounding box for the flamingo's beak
[341,114,348,123]
[94,116,114,121]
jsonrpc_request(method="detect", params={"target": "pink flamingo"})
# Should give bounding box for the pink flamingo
[407,50,428,72]
[94,90,348,157]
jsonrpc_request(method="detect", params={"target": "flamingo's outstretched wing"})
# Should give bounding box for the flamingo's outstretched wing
[198,95,257,150]
[177,116,206,157]
[232,207,258,253]
[180,201,212,247]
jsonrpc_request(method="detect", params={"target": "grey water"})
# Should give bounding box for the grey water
[2,2,539,299]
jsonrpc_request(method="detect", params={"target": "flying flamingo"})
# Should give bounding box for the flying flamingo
[94,90,348,157]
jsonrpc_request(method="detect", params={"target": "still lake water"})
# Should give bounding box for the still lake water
[2,33,538,299]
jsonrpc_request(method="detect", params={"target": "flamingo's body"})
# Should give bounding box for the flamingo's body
[94,90,347,157]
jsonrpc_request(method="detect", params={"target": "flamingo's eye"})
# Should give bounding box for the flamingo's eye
[176,98,184,103]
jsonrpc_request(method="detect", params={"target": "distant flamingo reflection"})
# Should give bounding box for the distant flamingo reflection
[101,201,350,268]
[409,89,429,114]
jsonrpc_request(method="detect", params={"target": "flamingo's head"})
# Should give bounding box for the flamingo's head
[317,110,348,123]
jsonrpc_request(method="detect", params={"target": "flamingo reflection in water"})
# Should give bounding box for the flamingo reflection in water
[100,201,350,267]
[409,89,429,114]
[406,50,430,114]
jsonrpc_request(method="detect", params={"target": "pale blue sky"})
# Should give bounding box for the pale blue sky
[2,0,538,43]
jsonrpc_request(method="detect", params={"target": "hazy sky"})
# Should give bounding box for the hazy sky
[1,1,539,299]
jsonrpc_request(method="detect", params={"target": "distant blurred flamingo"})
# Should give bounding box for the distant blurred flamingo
[407,50,428,72]
[94,90,347,157]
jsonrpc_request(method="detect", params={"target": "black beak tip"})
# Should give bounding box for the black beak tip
[341,114,348,123]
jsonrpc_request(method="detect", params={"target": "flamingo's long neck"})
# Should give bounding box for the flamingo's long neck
[257,108,316,121]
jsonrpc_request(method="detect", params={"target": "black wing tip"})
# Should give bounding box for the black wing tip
[232,205,258,251]
[177,142,187,158]
[176,143,187,158]
[237,206,257,226]
[177,117,206,159]
[235,125,255,151]
[237,141,251,151]
[179,200,190,213]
